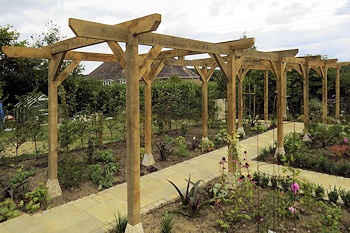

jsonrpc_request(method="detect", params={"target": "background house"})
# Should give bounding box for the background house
[88,62,200,85]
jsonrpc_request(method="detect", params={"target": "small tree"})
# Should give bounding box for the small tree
[8,118,29,157]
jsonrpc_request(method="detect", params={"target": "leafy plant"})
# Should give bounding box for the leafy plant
[200,138,215,153]
[213,129,227,149]
[112,212,128,233]
[155,137,173,161]
[315,184,325,200]
[167,176,209,218]
[0,199,20,222]
[24,183,48,213]
[160,211,174,233]
[58,153,88,189]
[174,136,189,157]
[96,149,115,163]
[88,162,119,190]
[339,188,350,207]
[327,186,339,204]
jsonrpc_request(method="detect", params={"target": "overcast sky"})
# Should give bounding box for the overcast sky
[1,0,350,74]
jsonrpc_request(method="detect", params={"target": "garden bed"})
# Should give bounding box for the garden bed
[256,124,350,178]
[139,175,350,233]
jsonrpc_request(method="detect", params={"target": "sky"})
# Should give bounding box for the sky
[1,0,350,74]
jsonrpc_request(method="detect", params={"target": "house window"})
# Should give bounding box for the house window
[103,80,111,86]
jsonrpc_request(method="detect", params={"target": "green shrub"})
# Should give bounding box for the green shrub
[200,138,215,153]
[0,199,20,222]
[24,183,48,213]
[339,188,350,207]
[58,154,88,189]
[160,211,174,233]
[96,149,115,163]
[327,186,339,204]
[111,212,127,233]
[88,162,119,190]
[315,185,325,200]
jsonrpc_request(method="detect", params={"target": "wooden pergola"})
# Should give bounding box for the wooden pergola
[2,14,349,231]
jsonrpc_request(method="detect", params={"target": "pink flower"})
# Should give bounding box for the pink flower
[288,206,296,213]
[344,138,349,143]
[290,182,300,194]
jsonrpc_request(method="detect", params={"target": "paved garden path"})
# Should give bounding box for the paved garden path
[1,122,349,233]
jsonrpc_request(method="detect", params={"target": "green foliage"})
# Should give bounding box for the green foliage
[111,212,128,233]
[96,149,115,163]
[9,166,36,186]
[339,188,350,208]
[155,137,173,161]
[199,138,215,153]
[174,136,189,157]
[315,184,325,200]
[24,183,48,213]
[159,211,174,233]
[167,176,209,218]
[257,144,275,162]
[315,202,342,232]
[58,153,88,189]
[0,199,20,222]
[88,162,119,190]
[213,129,227,149]
[327,186,339,204]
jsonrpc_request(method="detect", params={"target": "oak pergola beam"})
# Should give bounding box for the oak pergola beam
[69,18,253,55]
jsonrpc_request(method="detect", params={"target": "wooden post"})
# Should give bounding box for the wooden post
[202,80,209,138]
[237,68,249,136]
[322,65,328,124]
[275,59,286,156]
[142,80,155,166]
[335,67,340,120]
[125,33,142,230]
[302,64,311,141]
[282,70,287,119]
[195,66,215,140]
[264,70,269,121]
[46,53,64,198]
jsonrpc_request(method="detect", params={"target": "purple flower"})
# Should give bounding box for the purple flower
[290,182,300,194]
[288,206,296,213]
[344,138,349,143]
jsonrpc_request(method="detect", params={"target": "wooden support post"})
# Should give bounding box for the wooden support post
[202,80,209,138]
[125,34,143,232]
[275,59,286,156]
[264,70,269,122]
[46,53,65,198]
[282,71,287,119]
[322,65,329,124]
[335,67,341,120]
[302,64,311,141]
[141,60,164,167]
[237,68,249,136]
[142,80,155,166]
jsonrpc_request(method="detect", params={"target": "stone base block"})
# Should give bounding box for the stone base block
[46,179,62,198]
[125,223,144,233]
[141,153,155,167]
[274,147,286,157]
[237,127,246,136]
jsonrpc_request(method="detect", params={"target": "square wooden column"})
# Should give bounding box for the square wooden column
[264,70,269,122]
[322,65,329,124]
[335,67,340,120]
[302,64,310,140]
[125,33,143,232]
[46,53,64,198]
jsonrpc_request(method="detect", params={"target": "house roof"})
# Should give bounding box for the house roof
[88,62,199,81]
